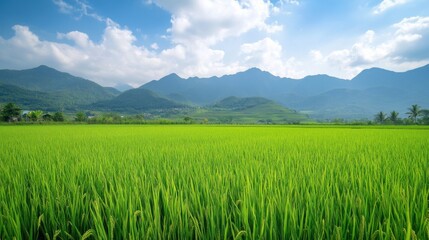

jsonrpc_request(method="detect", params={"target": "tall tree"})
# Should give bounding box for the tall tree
[375,111,386,124]
[388,111,400,124]
[75,112,87,122]
[1,103,21,122]
[53,112,65,122]
[406,104,421,124]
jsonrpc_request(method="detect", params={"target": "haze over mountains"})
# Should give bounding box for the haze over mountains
[0,64,428,120]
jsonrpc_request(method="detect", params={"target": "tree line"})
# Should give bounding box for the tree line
[0,102,161,124]
[374,104,429,125]
[0,103,65,122]
[2,102,429,124]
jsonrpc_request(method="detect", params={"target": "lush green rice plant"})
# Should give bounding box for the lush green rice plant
[0,125,428,239]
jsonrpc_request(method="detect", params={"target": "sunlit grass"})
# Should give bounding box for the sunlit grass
[0,125,428,239]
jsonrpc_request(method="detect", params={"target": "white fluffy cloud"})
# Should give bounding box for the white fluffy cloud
[373,0,410,14]
[0,22,172,86]
[149,0,284,78]
[326,30,392,67]
[0,0,287,86]
[0,20,247,86]
[394,16,429,35]
[2,0,427,86]
[152,0,282,46]
[322,16,429,77]
[240,37,283,73]
[240,37,303,77]
[391,16,429,61]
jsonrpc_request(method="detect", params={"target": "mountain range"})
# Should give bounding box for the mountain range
[0,64,428,120]
[141,65,429,119]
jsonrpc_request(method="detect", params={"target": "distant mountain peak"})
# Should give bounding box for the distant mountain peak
[301,74,346,81]
[246,67,263,72]
[33,65,57,71]
[352,67,396,82]
[29,65,66,76]
[162,73,182,80]
[303,74,330,79]
[241,67,271,75]
[36,64,51,69]
[360,67,395,74]
[234,67,276,79]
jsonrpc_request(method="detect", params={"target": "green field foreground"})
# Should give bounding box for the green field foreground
[0,125,428,239]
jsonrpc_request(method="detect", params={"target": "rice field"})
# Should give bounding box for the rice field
[0,125,428,239]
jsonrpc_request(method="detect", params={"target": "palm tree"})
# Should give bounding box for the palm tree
[406,104,421,124]
[388,111,399,124]
[28,110,43,122]
[375,111,386,124]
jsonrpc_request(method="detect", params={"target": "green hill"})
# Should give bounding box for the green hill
[213,96,273,110]
[0,83,96,111]
[190,96,308,123]
[0,65,119,107]
[0,84,65,111]
[90,88,185,113]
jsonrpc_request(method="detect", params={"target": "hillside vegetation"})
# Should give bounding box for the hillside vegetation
[90,88,185,113]
[0,65,119,109]
[190,96,308,123]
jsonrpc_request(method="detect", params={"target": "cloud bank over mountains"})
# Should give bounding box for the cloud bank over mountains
[0,0,428,87]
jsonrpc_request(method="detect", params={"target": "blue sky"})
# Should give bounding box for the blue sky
[0,0,428,87]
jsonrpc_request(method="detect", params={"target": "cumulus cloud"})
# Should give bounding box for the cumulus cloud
[373,0,410,14]
[57,31,92,48]
[391,16,429,61]
[151,0,282,46]
[394,16,429,34]
[240,37,283,71]
[324,16,429,77]
[0,22,171,86]
[146,0,286,77]
[6,0,426,85]
[326,30,392,67]
[0,0,287,86]
[0,21,244,86]
[239,37,303,77]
